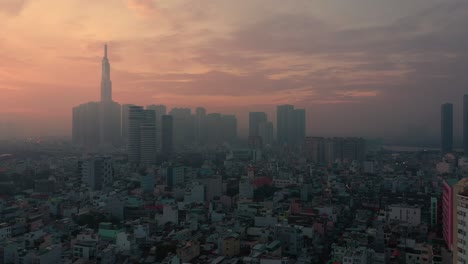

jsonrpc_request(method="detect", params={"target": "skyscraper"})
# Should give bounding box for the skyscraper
[276,105,294,144]
[140,110,157,166]
[101,44,112,102]
[99,101,121,147]
[127,106,157,166]
[292,109,306,145]
[441,103,453,153]
[98,45,121,147]
[146,104,167,149]
[276,105,306,145]
[249,112,267,137]
[205,113,222,146]
[161,115,174,157]
[464,95,468,155]
[72,45,121,149]
[121,104,135,144]
[259,121,274,145]
[169,108,194,149]
[72,102,100,149]
[128,106,144,165]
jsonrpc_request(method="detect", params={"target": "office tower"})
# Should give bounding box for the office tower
[258,121,273,146]
[464,95,468,155]
[146,104,167,148]
[277,105,294,144]
[98,44,121,147]
[121,104,135,144]
[277,105,306,145]
[128,106,144,165]
[221,114,237,143]
[101,44,112,102]
[72,102,100,149]
[99,101,121,147]
[161,115,174,156]
[81,156,113,191]
[292,109,306,144]
[249,112,267,137]
[169,108,194,149]
[127,106,157,166]
[195,107,206,145]
[140,110,157,166]
[205,113,222,146]
[72,44,121,149]
[441,103,453,153]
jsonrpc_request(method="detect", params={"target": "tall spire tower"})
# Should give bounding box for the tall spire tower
[101,44,112,102]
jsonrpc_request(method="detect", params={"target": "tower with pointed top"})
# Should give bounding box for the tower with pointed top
[72,44,122,151]
[101,44,112,102]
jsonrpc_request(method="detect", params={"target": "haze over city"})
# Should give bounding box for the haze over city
[1,0,468,146]
[4,1,468,263]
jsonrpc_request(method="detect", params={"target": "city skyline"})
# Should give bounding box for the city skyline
[1,2,468,262]
[1,0,468,144]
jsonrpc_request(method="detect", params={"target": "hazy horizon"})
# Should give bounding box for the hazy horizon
[1,0,468,144]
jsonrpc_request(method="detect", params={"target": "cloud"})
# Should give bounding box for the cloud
[335,90,378,98]
[126,0,158,17]
[0,0,28,15]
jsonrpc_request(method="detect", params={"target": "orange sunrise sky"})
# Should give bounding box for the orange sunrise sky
[1,0,467,142]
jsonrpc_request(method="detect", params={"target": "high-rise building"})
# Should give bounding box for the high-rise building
[72,44,121,149]
[277,105,294,144]
[169,108,194,149]
[464,95,468,155]
[140,110,157,166]
[276,105,306,145]
[292,109,306,145]
[442,179,456,251]
[99,101,121,147]
[205,113,222,146]
[249,112,267,137]
[81,156,113,191]
[258,121,273,146]
[454,186,468,263]
[127,106,157,166]
[146,104,167,148]
[443,178,468,262]
[441,103,453,153]
[100,44,112,102]
[121,104,135,144]
[98,44,121,147]
[128,106,144,165]
[161,115,174,157]
[72,102,100,149]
